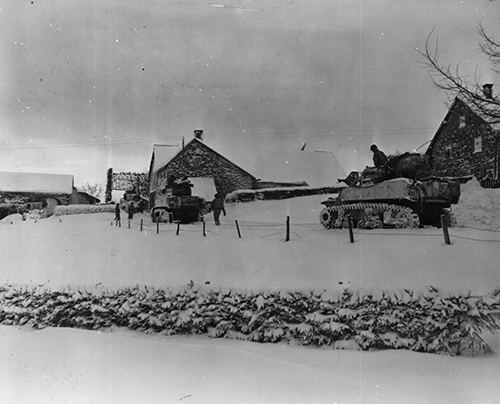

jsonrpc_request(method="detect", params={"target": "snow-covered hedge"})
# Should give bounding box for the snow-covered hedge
[54,204,116,216]
[226,186,343,203]
[1,285,499,356]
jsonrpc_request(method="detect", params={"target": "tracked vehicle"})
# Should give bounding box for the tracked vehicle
[320,153,460,229]
[151,178,205,224]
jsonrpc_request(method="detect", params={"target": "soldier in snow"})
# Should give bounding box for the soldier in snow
[115,203,121,225]
[127,202,135,220]
[211,193,226,226]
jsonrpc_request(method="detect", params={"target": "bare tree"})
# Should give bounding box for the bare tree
[80,183,103,199]
[419,23,500,123]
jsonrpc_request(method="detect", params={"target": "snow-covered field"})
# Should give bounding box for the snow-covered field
[1,183,499,403]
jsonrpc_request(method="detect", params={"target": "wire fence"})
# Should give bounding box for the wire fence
[1,212,499,244]
[103,215,500,245]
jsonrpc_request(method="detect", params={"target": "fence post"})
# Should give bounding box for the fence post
[348,216,355,243]
[176,221,180,236]
[140,219,143,232]
[203,221,206,237]
[441,214,451,245]
[285,216,290,242]
[235,219,241,239]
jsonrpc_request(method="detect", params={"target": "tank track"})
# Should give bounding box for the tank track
[320,202,420,230]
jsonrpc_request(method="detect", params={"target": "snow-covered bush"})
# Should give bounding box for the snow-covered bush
[54,204,116,216]
[0,285,498,356]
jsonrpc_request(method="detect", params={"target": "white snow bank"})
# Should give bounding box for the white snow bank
[54,204,115,216]
[0,211,41,223]
[454,178,500,231]
[0,213,24,224]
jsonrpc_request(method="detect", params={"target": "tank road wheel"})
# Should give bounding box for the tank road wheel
[320,208,337,229]
[366,217,383,229]
[393,209,420,229]
[360,207,383,229]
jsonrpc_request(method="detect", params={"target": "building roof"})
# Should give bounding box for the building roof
[149,137,256,180]
[75,191,101,203]
[456,95,500,131]
[149,143,182,176]
[251,150,346,187]
[0,171,74,194]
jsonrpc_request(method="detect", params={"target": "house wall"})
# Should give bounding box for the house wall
[156,141,255,196]
[430,99,498,180]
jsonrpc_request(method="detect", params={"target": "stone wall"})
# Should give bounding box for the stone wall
[430,98,498,180]
[156,140,256,196]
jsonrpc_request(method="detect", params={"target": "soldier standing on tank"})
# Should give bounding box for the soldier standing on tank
[370,144,388,168]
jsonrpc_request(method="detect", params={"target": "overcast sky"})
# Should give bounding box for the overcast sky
[0,0,498,187]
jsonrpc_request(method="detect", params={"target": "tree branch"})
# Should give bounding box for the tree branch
[418,28,500,124]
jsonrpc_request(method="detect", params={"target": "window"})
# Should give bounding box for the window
[459,115,466,128]
[474,136,482,153]
[445,145,452,158]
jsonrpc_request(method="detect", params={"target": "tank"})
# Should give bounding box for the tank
[321,153,460,229]
[151,178,205,224]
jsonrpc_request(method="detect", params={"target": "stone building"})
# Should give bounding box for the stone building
[148,130,257,205]
[426,87,500,187]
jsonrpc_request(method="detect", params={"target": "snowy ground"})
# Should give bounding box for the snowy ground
[1,326,499,404]
[1,194,498,294]
[1,189,499,403]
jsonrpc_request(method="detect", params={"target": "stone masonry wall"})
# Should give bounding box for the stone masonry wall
[156,141,255,196]
[431,98,498,179]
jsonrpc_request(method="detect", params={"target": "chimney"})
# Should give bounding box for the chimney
[194,129,204,141]
[482,83,493,99]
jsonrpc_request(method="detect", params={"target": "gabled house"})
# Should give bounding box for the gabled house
[148,130,257,206]
[426,85,500,187]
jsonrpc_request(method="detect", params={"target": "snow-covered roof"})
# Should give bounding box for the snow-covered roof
[149,138,256,180]
[456,95,500,131]
[150,144,182,174]
[252,150,346,187]
[0,171,73,194]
